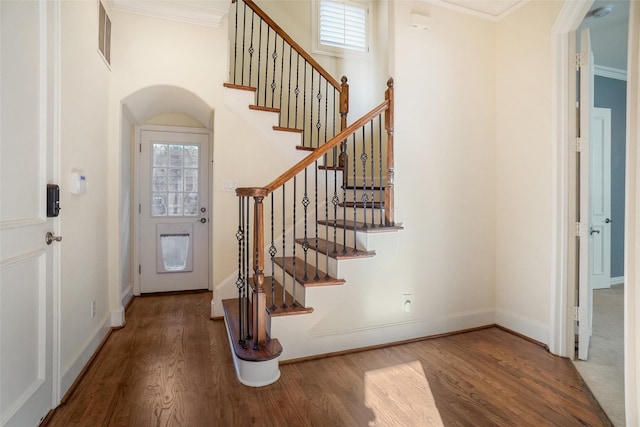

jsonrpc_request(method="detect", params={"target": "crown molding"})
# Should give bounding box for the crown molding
[434,0,530,22]
[594,64,628,81]
[109,0,228,28]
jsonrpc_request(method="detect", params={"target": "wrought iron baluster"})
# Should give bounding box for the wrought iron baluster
[294,54,300,130]
[323,79,330,272]
[302,60,308,146]
[245,196,251,342]
[286,46,292,128]
[281,185,287,308]
[248,10,255,86]
[341,141,348,253]
[378,115,384,227]
[236,197,245,347]
[315,71,322,148]
[278,37,285,121]
[256,19,263,101]
[302,169,310,281]
[269,193,276,310]
[263,27,270,106]
[352,134,357,246]
[270,33,278,108]
[324,80,329,145]
[370,119,375,227]
[232,0,239,84]
[361,126,368,229]
[315,159,322,280]
[241,2,247,86]
[332,146,339,254]
[309,68,315,148]
[292,176,298,306]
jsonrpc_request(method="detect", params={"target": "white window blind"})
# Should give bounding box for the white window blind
[319,0,367,53]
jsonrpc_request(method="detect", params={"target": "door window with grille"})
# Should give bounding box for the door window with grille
[151,143,199,217]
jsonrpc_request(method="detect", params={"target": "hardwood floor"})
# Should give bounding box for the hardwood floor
[45,291,612,427]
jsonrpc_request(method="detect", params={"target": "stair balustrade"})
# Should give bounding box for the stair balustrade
[234,79,395,350]
[229,0,349,149]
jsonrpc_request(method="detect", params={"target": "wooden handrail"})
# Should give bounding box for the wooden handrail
[233,0,342,91]
[236,99,389,197]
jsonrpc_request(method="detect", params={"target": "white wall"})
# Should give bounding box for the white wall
[495,0,564,343]
[389,1,497,331]
[59,0,112,393]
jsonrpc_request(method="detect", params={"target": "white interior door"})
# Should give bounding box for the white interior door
[137,127,210,293]
[578,28,594,361]
[0,1,59,425]
[589,107,612,291]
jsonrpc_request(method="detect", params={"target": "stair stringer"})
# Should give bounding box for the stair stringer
[269,231,495,361]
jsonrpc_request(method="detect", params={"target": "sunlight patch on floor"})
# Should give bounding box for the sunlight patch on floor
[364,360,444,427]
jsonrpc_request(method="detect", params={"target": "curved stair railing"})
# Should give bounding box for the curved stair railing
[227,0,349,149]
[233,79,396,353]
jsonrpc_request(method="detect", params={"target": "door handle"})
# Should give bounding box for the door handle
[590,227,600,235]
[199,218,207,223]
[605,218,612,223]
[45,232,62,245]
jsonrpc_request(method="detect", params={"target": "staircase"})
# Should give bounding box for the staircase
[218,0,402,386]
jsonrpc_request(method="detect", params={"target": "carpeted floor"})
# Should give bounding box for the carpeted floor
[574,284,625,426]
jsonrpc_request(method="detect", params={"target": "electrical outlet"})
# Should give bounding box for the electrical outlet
[91,300,96,319]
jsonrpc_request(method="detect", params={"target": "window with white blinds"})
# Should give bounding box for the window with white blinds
[317,0,368,54]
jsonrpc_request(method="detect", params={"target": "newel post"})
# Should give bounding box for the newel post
[384,78,395,226]
[252,193,267,348]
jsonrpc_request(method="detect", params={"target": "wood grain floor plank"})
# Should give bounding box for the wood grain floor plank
[44,292,612,427]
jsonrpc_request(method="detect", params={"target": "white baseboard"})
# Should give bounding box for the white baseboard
[60,314,111,397]
[121,283,133,308]
[494,309,548,346]
[273,308,496,361]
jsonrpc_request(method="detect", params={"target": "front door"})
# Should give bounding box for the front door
[137,127,210,293]
[0,1,59,424]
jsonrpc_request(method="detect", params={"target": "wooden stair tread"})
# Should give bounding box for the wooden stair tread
[317,219,404,233]
[223,83,257,92]
[273,256,345,287]
[249,105,280,113]
[273,126,304,134]
[221,298,282,362]
[318,165,343,171]
[295,238,375,259]
[255,277,314,316]
[296,145,316,152]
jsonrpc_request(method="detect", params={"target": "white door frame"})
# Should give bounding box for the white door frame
[551,0,639,423]
[133,124,213,296]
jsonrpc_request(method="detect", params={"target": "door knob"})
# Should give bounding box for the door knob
[45,232,62,245]
[590,227,600,235]
[605,218,612,223]
[199,218,207,223]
